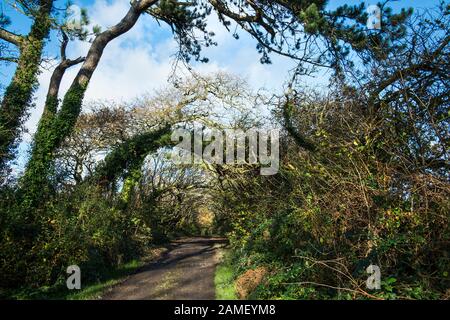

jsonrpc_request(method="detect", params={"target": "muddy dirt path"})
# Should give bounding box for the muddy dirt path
[102,237,228,300]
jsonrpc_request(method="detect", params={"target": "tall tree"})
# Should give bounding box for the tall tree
[21,0,212,196]
[20,29,85,203]
[23,0,412,196]
[0,0,54,171]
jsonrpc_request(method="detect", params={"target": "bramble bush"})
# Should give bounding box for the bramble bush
[0,183,153,290]
[216,84,449,299]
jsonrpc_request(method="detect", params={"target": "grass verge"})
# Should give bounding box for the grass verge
[65,259,144,300]
[4,247,168,300]
[214,249,237,300]
[2,259,145,300]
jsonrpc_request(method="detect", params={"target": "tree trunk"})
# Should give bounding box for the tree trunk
[21,0,158,204]
[0,0,53,171]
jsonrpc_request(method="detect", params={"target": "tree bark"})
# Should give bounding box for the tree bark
[21,0,158,202]
[0,28,22,46]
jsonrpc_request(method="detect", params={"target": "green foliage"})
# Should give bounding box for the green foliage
[0,0,53,172]
[93,126,172,186]
[148,0,216,63]
[0,182,154,290]
[3,258,145,300]
[215,251,237,300]
[217,56,449,299]
[20,83,87,208]
[0,120,195,294]
[1,2,448,301]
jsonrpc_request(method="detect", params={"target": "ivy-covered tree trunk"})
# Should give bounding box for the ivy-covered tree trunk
[21,46,85,205]
[0,0,53,171]
[92,126,172,188]
[21,0,158,205]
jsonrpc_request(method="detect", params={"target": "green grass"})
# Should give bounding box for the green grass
[214,250,237,300]
[5,259,146,300]
[66,259,144,300]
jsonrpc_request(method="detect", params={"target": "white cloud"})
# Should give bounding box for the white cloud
[22,0,321,141]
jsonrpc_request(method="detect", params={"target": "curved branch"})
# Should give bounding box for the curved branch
[92,125,174,187]
[74,0,158,86]
[45,56,85,114]
[0,28,23,46]
[368,35,450,111]
[20,0,159,195]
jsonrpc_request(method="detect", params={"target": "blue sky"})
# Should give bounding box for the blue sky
[1,0,443,102]
[2,0,442,94]
[0,0,444,172]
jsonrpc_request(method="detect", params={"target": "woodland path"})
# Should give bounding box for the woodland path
[102,237,227,300]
